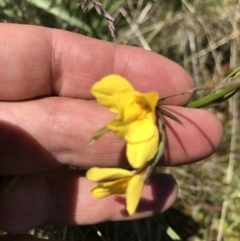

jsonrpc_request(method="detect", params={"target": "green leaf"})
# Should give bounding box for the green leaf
[186,83,240,108]
[26,0,93,34]
[0,0,6,7]
[154,216,182,241]
[187,67,240,108]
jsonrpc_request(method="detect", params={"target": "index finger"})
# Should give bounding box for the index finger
[0,23,193,104]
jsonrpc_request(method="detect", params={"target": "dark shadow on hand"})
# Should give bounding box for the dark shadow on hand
[0,120,59,175]
[161,107,216,166]
[115,173,176,216]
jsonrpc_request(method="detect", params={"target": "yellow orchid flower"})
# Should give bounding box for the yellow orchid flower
[90,75,159,168]
[87,167,148,215]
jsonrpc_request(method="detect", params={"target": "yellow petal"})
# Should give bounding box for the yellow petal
[91,186,113,199]
[142,92,159,110]
[143,92,159,123]
[114,91,158,124]
[126,173,145,215]
[86,167,132,182]
[125,118,157,143]
[108,117,156,143]
[91,75,134,113]
[114,91,142,123]
[127,126,159,168]
[107,97,158,142]
[91,178,129,199]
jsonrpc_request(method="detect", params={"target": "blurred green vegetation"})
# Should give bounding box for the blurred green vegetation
[0,0,240,240]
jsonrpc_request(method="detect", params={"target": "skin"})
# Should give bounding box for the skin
[0,24,223,239]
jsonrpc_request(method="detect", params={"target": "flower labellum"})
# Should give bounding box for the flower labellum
[90,75,159,169]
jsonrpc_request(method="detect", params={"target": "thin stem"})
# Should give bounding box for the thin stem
[144,110,166,182]
[217,93,239,241]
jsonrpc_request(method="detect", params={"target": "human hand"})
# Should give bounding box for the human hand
[0,24,222,236]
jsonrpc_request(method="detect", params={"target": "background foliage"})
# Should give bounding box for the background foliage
[0,0,240,240]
